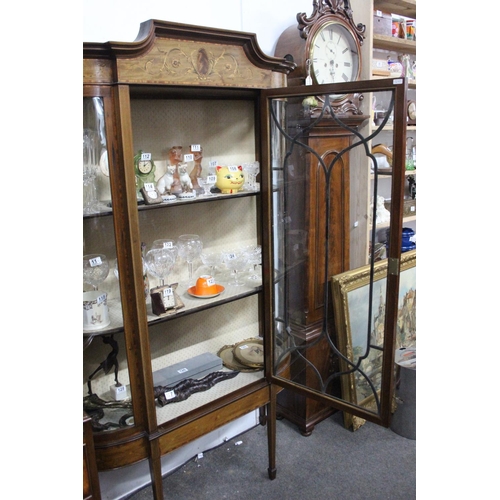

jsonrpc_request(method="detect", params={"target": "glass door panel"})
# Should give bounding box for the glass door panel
[263,79,409,427]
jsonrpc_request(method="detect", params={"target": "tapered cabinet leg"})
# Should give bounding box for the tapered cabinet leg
[267,385,277,480]
[259,406,267,426]
[149,442,164,500]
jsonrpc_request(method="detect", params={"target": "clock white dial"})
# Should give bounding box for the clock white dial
[138,160,152,174]
[407,101,416,121]
[309,21,359,85]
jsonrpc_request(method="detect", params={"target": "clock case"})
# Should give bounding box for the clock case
[407,99,416,125]
[275,0,366,117]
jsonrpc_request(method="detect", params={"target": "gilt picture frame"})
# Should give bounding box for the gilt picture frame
[331,250,416,430]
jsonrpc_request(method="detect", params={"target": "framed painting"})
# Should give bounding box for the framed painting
[331,250,416,430]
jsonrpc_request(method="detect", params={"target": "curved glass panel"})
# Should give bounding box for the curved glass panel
[83,95,133,433]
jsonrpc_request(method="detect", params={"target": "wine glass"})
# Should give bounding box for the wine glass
[151,239,178,255]
[145,245,176,287]
[223,249,249,286]
[177,234,203,284]
[83,254,109,290]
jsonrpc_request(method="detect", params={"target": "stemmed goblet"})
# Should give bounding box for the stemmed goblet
[145,239,178,287]
[243,245,262,282]
[242,161,260,192]
[223,249,250,287]
[151,239,177,255]
[198,175,217,197]
[201,250,223,276]
[177,234,203,284]
[83,254,109,290]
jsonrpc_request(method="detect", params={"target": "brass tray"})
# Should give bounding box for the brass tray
[232,338,264,369]
[217,344,261,373]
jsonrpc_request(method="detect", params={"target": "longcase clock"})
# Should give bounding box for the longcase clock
[273,0,368,435]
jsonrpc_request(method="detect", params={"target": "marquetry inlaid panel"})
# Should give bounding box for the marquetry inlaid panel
[83,59,114,84]
[117,38,273,88]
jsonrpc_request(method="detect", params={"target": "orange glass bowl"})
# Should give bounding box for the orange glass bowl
[195,275,218,296]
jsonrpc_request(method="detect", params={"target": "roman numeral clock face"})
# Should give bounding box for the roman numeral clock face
[309,21,359,85]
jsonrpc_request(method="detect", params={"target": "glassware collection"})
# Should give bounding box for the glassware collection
[83,134,263,327]
[83,236,262,328]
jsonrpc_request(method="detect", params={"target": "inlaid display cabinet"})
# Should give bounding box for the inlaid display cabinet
[83,18,408,499]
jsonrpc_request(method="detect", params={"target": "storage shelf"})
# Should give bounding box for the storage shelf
[373,34,416,55]
[156,366,263,426]
[374,0,416,18]
[370,214,416,229]
[370,169,417,179]
[377,125,416,131]
[83,275,262,337]
[83,189,260,220]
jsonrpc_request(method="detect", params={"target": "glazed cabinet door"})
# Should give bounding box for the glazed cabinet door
[262,78,413,429]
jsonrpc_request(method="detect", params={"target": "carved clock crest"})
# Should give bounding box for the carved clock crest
[275,0,366,116]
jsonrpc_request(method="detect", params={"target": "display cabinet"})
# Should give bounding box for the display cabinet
[83,20,295,499]
[83,18,408,499]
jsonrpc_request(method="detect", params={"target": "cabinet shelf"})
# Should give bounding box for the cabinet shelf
[370,169,417,179]
[370,214,416,230]
[83,190,260,219]
[378,125,416,131]
[83,280,262,337]
[374,0,416,18]
[373,34,416,54]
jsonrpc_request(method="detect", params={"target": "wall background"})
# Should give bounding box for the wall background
[83,0,309,56]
